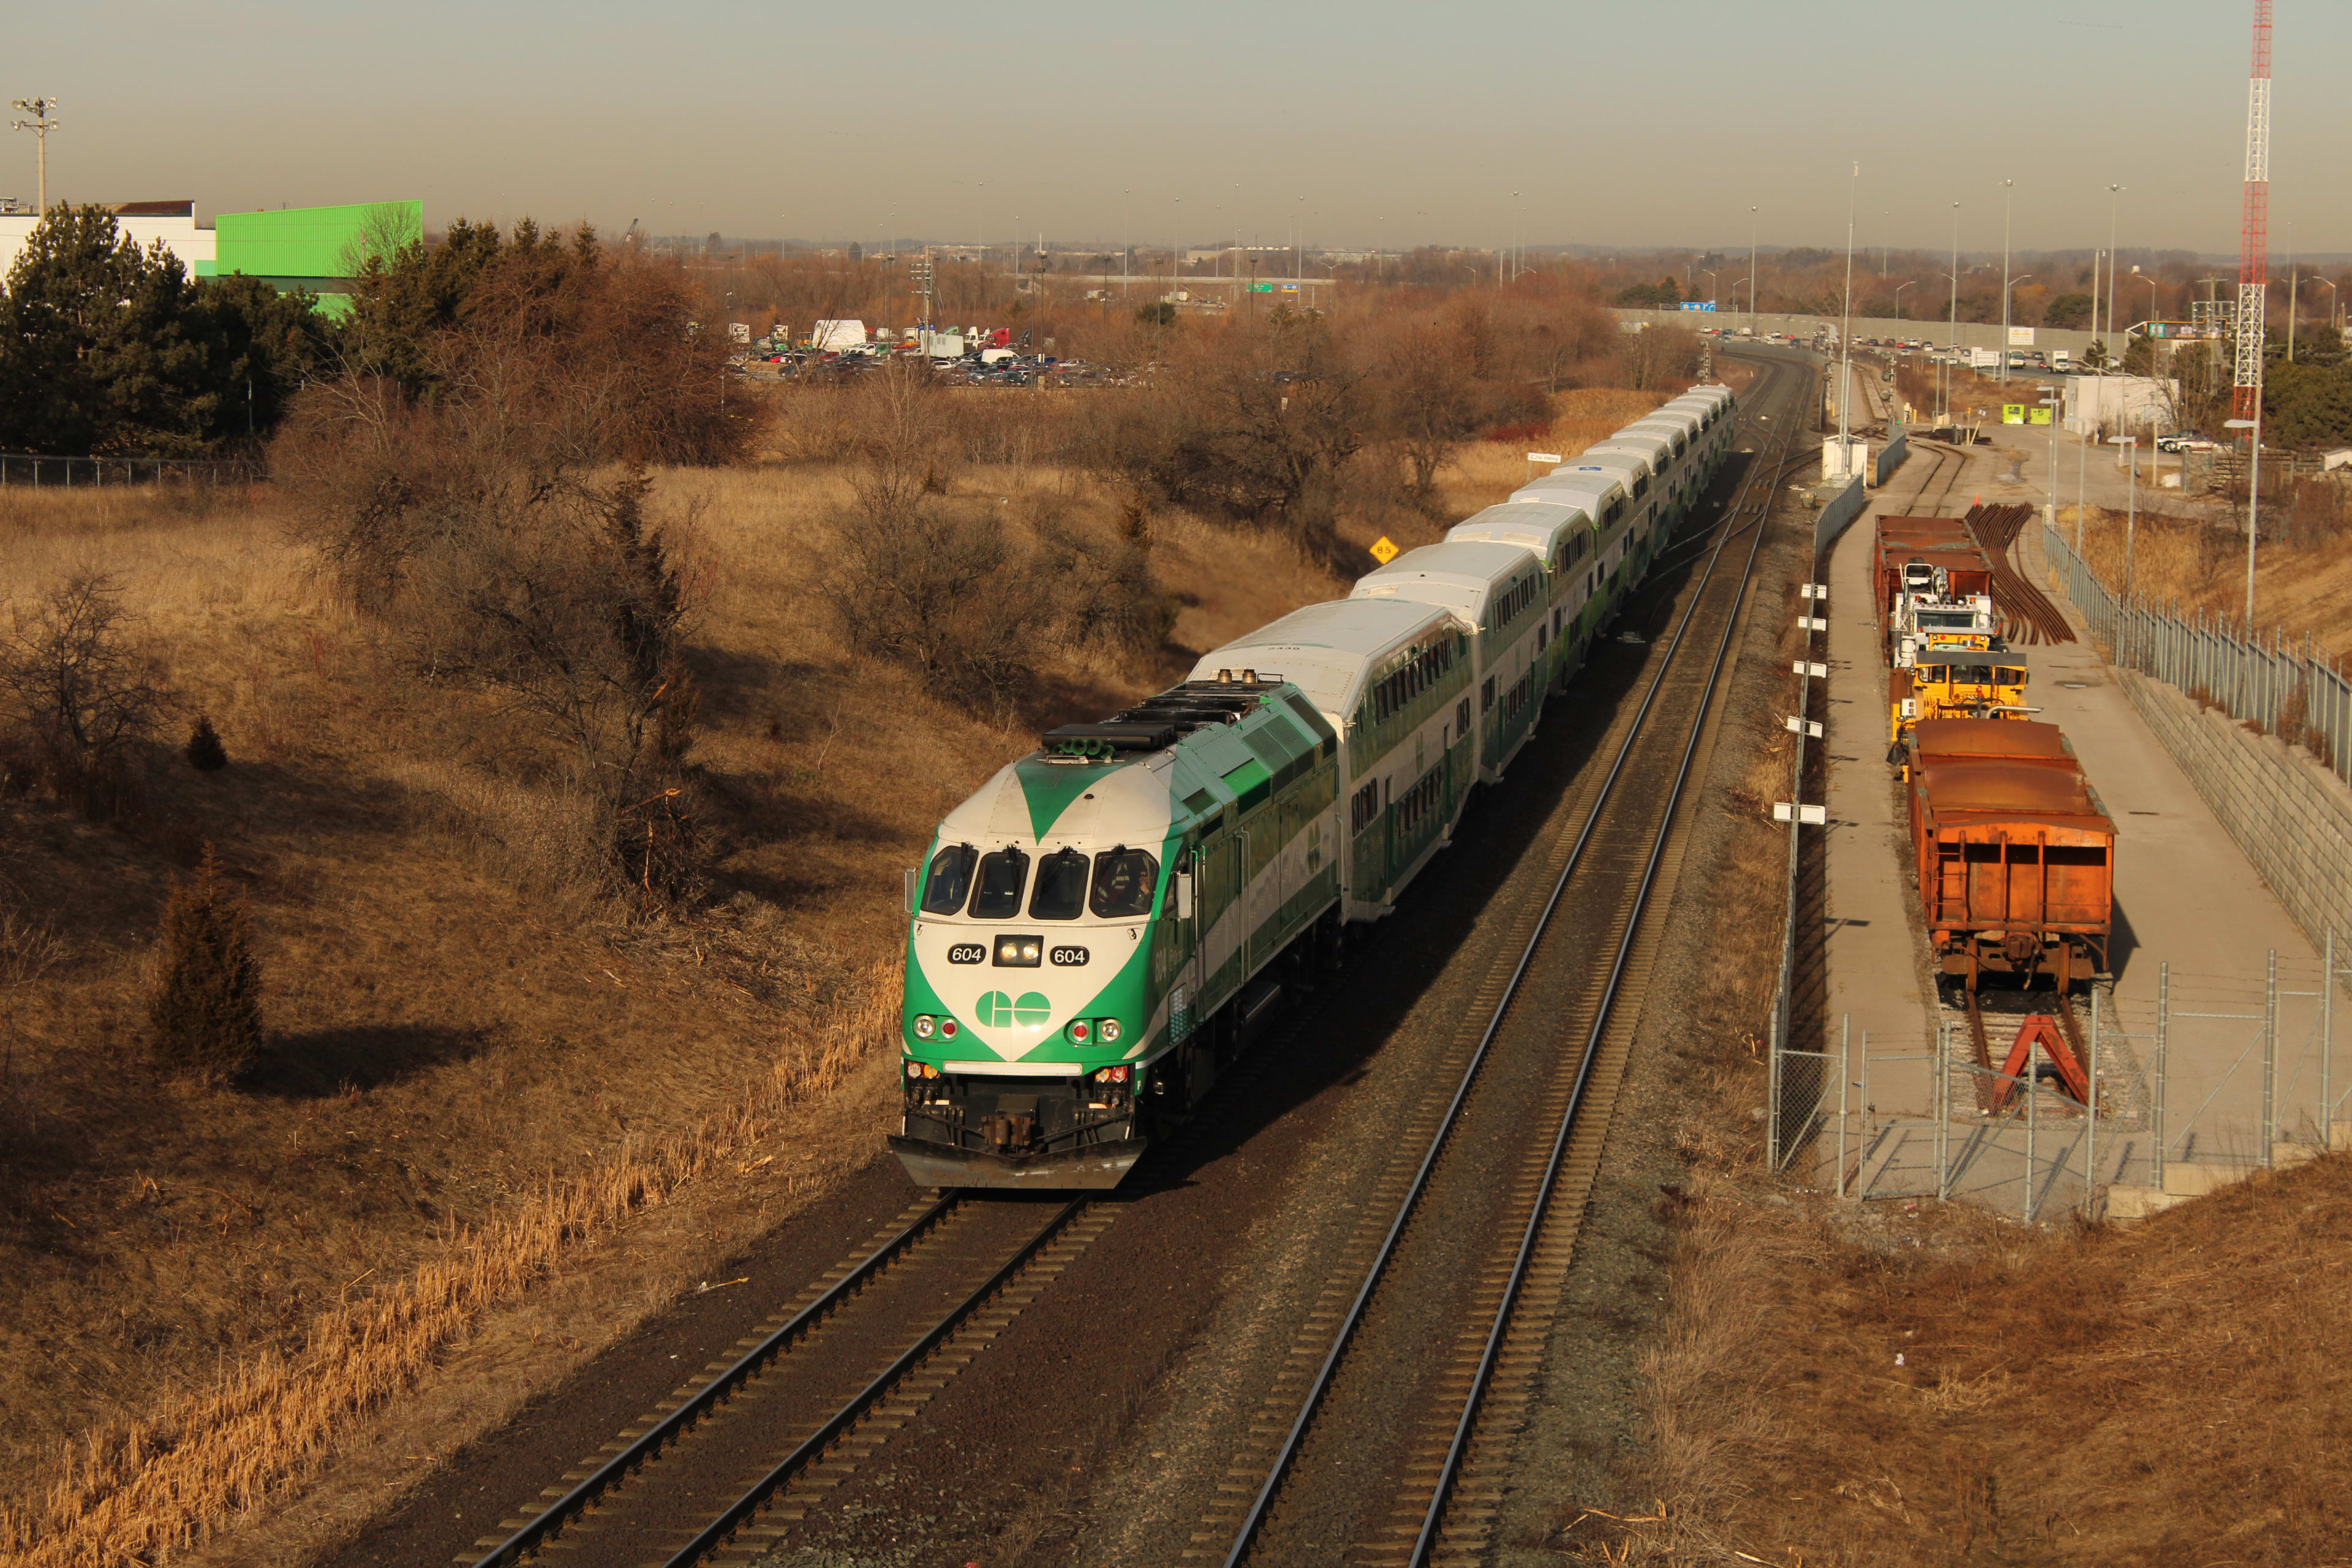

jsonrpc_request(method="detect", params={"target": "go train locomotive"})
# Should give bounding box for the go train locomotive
[890,382,1742,1188]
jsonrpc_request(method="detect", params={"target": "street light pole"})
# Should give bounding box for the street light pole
[1999,177,2016,383]
[1749,205,1758,339]
[1839,164,1858,478]
[2109,435,2140,604]
[1947,201,1961,359]
[2226,411,2264,647]
[1894,280,1916,319]
[2039,383,2062,530]
[2288,262,2299,362]
[2106,183,2123,357]
[9,97,57,211]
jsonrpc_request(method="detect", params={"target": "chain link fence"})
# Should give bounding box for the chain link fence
[0,452,265,488]
[1812,941,2352,1218]
[2043,521,2352,785]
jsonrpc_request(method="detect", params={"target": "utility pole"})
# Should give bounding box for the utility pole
[1839,163,1858,478]
[1947,197,1966,364]
[2233,0,2274,652]
[1748,205,1758,339]
[1999,176,2016,383]
[2106,184,2124,358]
[10,97,57,210]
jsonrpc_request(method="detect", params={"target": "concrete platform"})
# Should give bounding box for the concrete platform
[1812,434,2338,1212]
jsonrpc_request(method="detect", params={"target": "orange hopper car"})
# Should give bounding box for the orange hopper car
[1905,718,2116,995]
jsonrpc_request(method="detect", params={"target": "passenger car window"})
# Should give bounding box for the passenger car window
[921,845,978,915]
[1090,848,1160,919]
[971,848,1030,919]
[1029,849,1088,920]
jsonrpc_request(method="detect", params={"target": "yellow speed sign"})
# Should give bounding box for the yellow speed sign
[1370,535,1400,565]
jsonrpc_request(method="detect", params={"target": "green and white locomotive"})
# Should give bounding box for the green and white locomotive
[891,382,1739,1188]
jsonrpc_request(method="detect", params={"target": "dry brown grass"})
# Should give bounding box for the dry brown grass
[2063,502,2352,664]
[1436,388,1676,520]
[0,962,888,1565]
[0,364,1688,1558]
[0,451,1349,1559]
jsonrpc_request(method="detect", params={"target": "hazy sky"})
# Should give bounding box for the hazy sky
[12,1,2348,260]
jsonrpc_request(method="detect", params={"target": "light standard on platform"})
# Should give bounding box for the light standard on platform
[1998,178,2016,382]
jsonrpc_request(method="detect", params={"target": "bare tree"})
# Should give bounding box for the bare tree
[1377,322,1483,501]
[0,573,163,777]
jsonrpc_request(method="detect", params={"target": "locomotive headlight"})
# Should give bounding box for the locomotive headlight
[1099,1017,1122,1044]
[913,1014,937,1039]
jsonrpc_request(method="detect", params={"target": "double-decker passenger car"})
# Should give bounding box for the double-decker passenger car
[892,382,1743,1187]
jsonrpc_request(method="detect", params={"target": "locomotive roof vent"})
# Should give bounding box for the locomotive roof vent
[1042,674,1292,758]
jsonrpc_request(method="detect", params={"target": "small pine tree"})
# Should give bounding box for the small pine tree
[148,845,263,1081]
[184,714,228,772]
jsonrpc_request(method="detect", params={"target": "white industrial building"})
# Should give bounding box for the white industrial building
[2062,375,2182,440]
[0,199,216,281]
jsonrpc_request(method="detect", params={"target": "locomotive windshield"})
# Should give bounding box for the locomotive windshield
[1090,849,1160,919]
[921,845,977,914]
[1028,850,1089,920]
[970,848,1031,918]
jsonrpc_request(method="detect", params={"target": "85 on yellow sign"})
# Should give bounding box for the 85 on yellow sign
[1370,536,1400,565]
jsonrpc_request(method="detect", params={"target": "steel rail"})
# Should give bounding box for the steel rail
[659,1196,1089,1567]
[1218,361,1805,1568]
[1409,398,1787,1566]
[466,1192,961,1568]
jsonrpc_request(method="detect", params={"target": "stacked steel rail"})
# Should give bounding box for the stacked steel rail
[1966,502,2075,646]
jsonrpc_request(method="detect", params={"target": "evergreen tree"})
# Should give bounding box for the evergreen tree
[0,206,333,454]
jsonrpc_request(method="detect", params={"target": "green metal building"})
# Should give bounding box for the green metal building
[197,200,421,315]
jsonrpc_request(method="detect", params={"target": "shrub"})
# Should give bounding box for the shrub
[184,715,228,772]
[0,572,163,814]
[147,845,264,1082]
[822,496,1168,709]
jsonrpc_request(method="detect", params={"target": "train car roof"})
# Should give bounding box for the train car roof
[1910,718,2069,760]
[1624,411,1702,439]
[1913,762,2113,834]
[1189,597,1455,720]
[1351,540,1541,621]
[1512,470,1628,509]
[1577,442,1661,478]
[1447,500,1595,554]
[940,674,1336,848]
[1556,451,1649,484]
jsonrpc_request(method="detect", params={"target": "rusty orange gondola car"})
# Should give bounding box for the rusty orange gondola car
[1904,718,2115,997]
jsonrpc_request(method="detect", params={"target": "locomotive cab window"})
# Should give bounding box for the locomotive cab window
[1090,848,1160,919]
[1029,849,1089,919]
[921,844,978,915]
[970,847,1031,918]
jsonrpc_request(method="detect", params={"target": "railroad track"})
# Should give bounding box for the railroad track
[1901,439,1967,516]
[1204,356,1814,1568]
[458,359,1812,1568]
[463,1193,1110,1568]
[1958,988,2094,1115]
[1967,502,2076,646]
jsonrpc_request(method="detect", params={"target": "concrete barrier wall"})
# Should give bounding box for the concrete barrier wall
[1813,475,1867,559]
[1615,308,2101,356]
[2118,669,2352,957]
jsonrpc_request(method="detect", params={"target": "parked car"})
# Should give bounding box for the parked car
[2156,433,2217,453]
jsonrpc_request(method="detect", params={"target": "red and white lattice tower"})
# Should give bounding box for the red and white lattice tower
[2233,0,2272,423]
